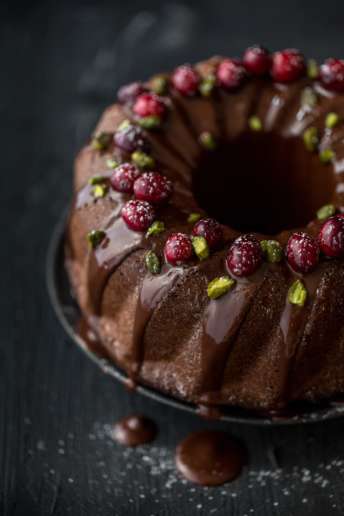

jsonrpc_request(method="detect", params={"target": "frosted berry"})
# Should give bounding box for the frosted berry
[133,93,166,118]
[133,172,173,204]
[110,163,141,194]
[114,123,147,153]
[286,232,319,273]
[271,49,305,82]
[121,200,155,232]
[192,218,223,249]
[117,82,146,104]
[171,65,200,96]
[320,58,344,93]
[226,235,263,277]
[217,59,247,90]
[164,233,193,266]
[243,45,271,76]
[318,215,344,257]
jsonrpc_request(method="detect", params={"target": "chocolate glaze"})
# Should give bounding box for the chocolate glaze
[112,415,157,447]
[176,430,247,486]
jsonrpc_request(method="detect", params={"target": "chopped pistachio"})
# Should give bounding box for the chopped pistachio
[137,115,161,130]
[117,119,131,131]
[187,213,201,224]
[145,250,161,275]
[260,240,283,263]
[146,220,165,237]
[192,236,209,261]
[131,150,155,169]
[92,184,108,199]
[317,203,336,221]
[106,157,119,169]
[151,75,169,95]
[87,229,106,249]
[303,127,319,152]
[91,132,112,151]
[307,59,319,79]
[319,148,335,164]
[199,74,216,97]
[88,175,107,185]
[301,87,317,109]
[199,131,217,150]
[325,112,340,129]
[288,279,307,307]
[248,116,263,132]
[207,276,236,300]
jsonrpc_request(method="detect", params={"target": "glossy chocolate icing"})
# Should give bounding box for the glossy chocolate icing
[112,415,157,447]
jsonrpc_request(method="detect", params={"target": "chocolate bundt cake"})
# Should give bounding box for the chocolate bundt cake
[66,47,344,413]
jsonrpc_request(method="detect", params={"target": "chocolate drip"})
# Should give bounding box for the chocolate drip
[112,415,157,447]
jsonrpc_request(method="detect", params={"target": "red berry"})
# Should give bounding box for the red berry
[117,82,146,104]
[171,65,200,95]
[318,215,344,257]
[320,58,344,93]
[133,172,173,204]
[226,235,263,277]
[133,93,166,118]
[110,163,141,194]
[271,49,305,82]
[192,218,223,249]
[217,59,247,90]
[121,199,155,232]
[114,123,148,153]
[243,45,271,76]
[164,233,193,266]
[286,232,319,273]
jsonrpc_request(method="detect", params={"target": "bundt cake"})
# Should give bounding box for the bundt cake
[66,46,344,413]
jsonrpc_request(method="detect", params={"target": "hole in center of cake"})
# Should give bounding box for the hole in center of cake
[193,132,336,235]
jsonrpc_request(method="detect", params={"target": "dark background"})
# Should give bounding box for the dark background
[2,1,344,514]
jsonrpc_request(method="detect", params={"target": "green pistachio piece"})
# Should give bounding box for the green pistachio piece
[301,87,317,109]
[199,131,217,150]
[199,74,216,97]
[303,127,319,152]
[260,240,283,263]
[106,158,119,169]
[248,116,263,132]
[88,175,107,185]
[131,151,155,169]
[307,59,319,79]
[187,213,201,224]
[91,132,112,151]
[151,75,169,95]
[137,115,161,130]
[316,203,336,221]
[145,250,161,275]
[146,220,165,237]
[92,184,108,199]
[319,148,335,164]
[117,119,131,131]
[288,279,307,307]
[87,229,106,249]
[325,112,340,129]
[192,236,209,261]
[207,276,236,300]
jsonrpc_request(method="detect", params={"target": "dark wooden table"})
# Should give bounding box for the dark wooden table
[2,1,344,514]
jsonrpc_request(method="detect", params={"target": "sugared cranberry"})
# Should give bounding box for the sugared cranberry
[133,93,166,118]
[226,235,263,277]
[320,58,344,93]
[164,233,193,266]
[192,218,223,249]
[217,59,247,90]
[171,65,200,96]
[243,45,271,76]
[110,163,141,194]
[114,123,147,153]
[286,232,319,273]
[117,82,146,104]
[318,215,344,257]
[133,172,173,204]
[271,49,305,82]
[121,199,155,232]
